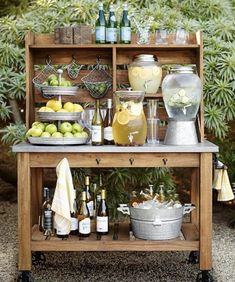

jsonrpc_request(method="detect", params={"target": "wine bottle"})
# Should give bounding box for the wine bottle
[70,189,78,236]
[78,191,91,237]
[120,3,131,44]
[41,187,54,236]
[85,175,94,219]
[104,98,114,145]
[95,2,106,43]
[106,3,117,44]
[91,99,104,146]
[96,189,109,235]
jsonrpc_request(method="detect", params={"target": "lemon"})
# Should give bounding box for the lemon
[140,68,152,79]
[130,67,141,77]
[73,103,83,112]
[46,99,62,112]
[152,66,160,76]
[182,96,190,104]
[117,109,130,125]
[63,102,74,112]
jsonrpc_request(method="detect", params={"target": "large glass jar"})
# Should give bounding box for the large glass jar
[128,54,162,94]
[161,66,202,119]
[112,90,147,146]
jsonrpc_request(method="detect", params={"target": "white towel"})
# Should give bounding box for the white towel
[52,158,75,234]
[213,161,234,202]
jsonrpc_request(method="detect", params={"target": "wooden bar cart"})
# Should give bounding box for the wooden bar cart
[13,32,218,282]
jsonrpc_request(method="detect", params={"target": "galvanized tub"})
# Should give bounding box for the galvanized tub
[117,203,195,240]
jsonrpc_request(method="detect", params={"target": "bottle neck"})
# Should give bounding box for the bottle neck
[44,188,50,201]
[101,189,106,200]
[85,176,90,186]
[81,191,86,201]
[107,99,112,109]
[95,99,100,110]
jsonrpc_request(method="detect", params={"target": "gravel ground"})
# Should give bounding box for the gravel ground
[0,178,234,282]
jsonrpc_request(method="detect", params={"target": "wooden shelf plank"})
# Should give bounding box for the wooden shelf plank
[31,223,199,252]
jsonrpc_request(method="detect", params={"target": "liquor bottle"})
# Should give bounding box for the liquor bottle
[104,98,114,145]
[96,189,109,235]
[78,191,91,237]
[95,2,106,43]
[91,99,104,146]
[85,175,94,219]
[120,3,131,44]
[106,3,117,44]
[41,187,54,236]
[70,189,78,236]
[93,183,98,216]
[158,184,165,203]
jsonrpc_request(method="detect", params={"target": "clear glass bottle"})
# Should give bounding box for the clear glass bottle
[104,98,114,145]
[106,3,117,44]
[95,2,106,43]
[120,3,131,44]
[70,189,78,236]
[85,175,94,219]
[91,99,104,146]
[41,187,54,236]
[96,189,109,235]
[78,191,91,237]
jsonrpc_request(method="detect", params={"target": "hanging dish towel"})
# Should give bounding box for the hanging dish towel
[213,161,234,201]
[52,158,75,234]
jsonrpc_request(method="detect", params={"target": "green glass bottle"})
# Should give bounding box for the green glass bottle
[106,4,117,44]
[120,3,131,44]
[91,99,104,146]
[95,2,106,43]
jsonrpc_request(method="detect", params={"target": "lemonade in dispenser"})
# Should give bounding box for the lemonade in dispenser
[112,90,147,146]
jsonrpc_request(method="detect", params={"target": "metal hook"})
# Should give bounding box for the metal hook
[96,158,101,165]
[162,158,168,165]
[129,158,134,165]
[45,55,52,65]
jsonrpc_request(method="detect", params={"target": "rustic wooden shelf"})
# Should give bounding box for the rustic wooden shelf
[31,223,199,252]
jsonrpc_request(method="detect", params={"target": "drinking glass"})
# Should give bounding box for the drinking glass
[137,28,150,45]
[155,29,168,45]
[173,28,189,44]
[147,118,160,144]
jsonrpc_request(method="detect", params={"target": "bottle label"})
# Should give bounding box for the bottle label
[121,27,131,41]
[87,200,94,217]
[43,210,53,230]
[97,216,108,232]
[95,26,105,41]
[92,125,102,142]
[56,225,68,236]
[106,28,117,42]
[70,217,78,231]
[104,126,113,141]
[79,218,91,234]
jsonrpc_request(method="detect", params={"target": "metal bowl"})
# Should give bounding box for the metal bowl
[37,112,82,121]
[41,86,78,98]
[28,136,89,146]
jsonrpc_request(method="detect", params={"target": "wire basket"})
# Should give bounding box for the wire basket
[81,60,112,99]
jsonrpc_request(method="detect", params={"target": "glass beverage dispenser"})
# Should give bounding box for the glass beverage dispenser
[162,66,202,145]
[112,90,147,146]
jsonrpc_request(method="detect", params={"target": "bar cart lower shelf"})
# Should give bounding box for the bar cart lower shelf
[31,223,199,252]
[13,141,218,282]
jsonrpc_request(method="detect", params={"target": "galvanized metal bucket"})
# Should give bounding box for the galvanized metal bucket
[117,203,195,240]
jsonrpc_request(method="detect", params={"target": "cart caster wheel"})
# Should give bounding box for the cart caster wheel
[188,251,199,264]
[196,271,214,282]
[17,271,34,282]
[32,251,46,266]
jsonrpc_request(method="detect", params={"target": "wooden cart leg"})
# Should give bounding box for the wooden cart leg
[31,168,43,226]
[18,153,32,271]
[199,153,212,270]
[191,167,199,227]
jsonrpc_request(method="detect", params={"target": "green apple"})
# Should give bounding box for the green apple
[81,131,89,138]
[47,74,57,82]
[64,132,74,138]
[50,79,59,86]
[72,122,83,134]
[27,127,43,137]
[60,122,72,134]
[45,124,57,135]
[73,132,83,138]
[32,121,45,131]
[60,81,68,87]
[66,81,72,86]
[52,132,63,138]
[41,132,51,138]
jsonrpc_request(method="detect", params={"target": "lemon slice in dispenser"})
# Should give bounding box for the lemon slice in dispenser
[152,66,160,76]
[178,89,186,96]
[117,109,130,125]
[130,67,141,77]
[130,103,142,116]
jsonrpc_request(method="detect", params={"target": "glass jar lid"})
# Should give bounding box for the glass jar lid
[134,54,157,62]
[169,65,195,74]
